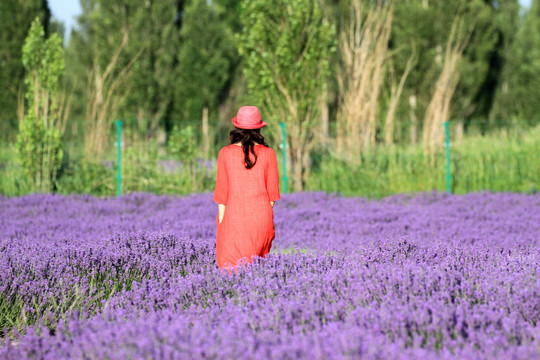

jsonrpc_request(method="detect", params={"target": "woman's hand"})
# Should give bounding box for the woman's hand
[218,204,226,224]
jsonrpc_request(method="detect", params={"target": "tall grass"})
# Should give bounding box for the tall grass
[1,125,538,198]
[0,139,215,197]
[306,125,539,197]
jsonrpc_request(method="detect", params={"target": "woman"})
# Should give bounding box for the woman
[213,105,281,274]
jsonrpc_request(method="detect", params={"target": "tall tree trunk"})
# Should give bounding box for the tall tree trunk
[202,106,209,160]
[84,30,141,161]
[409,95,418,144]
[336,0,394,165]
[292,145,303,192]
[385,55,416,146]
[454,121,464,144]
[320,87,329,144]
[422,10,471,159]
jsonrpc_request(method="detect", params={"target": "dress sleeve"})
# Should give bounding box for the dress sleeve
[213,149,229,205]
[266,149,281,201]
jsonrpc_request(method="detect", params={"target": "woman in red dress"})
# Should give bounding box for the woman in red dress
[213,106,281,274]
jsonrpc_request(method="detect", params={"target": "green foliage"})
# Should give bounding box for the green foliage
[390,0,522,138]
[168,124,209,192]
[55,160,115,196]
[67,0,180,137]
[493,0,540,124]
[1,0,538,199]
[16,17,65,193]
[236,0,335,190]
[22,22,64,109]
[213,0,243,33]
[16,114,63,192]
[2,126,538,198]
[168,124,199,162]
[307,125,540,198]
[174,0,235,124]
[236,0,335,115]
[0,0,51,142]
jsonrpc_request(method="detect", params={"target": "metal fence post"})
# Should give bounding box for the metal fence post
[279,122,288,194]
[115,120,123,196]
[443,121,452,194]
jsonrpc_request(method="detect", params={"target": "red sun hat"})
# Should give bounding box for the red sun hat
[231,106,267,129]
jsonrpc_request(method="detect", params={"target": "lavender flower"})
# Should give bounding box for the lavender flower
[0,191,538,359]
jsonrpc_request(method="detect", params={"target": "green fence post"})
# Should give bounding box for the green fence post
[279,122,288,193]
[115,120,123,196]
[443,121,451,194]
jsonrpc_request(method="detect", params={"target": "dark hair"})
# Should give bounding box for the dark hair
[229,127,269,169]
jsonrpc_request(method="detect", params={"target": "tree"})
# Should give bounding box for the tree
[493,0,540,125]
[0,0,51,142]
[334,0,410,163]
[237,0,335,192]
[16,17,67,192]
[422,7,471,156]
[67,0,180,152]
[390,0,517,142]
[174,0,235,159]
[453,0,520,133]
[119,0,181,137]
[489,0,521,125]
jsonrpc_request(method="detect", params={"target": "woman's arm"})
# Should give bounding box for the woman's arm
[270,201,275,208]
[218,203,226,223]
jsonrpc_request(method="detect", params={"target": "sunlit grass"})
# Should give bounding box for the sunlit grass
[1,124,538,197]
[273,246,339,257]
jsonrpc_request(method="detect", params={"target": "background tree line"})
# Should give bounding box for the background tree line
[1,0,539,193]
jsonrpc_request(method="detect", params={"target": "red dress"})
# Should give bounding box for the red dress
[213,144,281,273]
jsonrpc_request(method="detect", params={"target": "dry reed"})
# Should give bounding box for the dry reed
[422,6,473,159]
[335,0,394,166]
[84,29,143,161]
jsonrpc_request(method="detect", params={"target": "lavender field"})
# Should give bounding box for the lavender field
[0,191,539,359]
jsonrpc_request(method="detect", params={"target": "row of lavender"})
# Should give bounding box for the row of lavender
[0,191,539,359]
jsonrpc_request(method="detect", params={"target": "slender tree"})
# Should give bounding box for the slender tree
[422,8,471,157]
[17,17,67,192]
[67,0,180,149]
[237,0,335,191]
[335,0,395,162]
[0,0,51,142]
[390,0,516,142]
